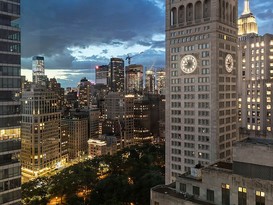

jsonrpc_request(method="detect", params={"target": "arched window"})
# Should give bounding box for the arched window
[203,0,211,18]
[186,3,193,22]
[178,5,185,24]
[171,7,177,26]
[195,1,202,20]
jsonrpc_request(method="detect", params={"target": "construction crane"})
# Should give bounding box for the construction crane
[125,52,144,65]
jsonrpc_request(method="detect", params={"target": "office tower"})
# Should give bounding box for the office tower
[32,56,47,85]
[48,78,65,110]
[62,110,89,160]
[134,97,151,141]
[95,65,109,86]
[77,77,94,108]
[126,64,143,94]
[152,138,273,204]
[145,69,155,93]
[156,69,166,94]
[21,84,62,181]
[65,88,78,108]
[109,58,124,92]
[89,108,100,139]
[165,0,238,183]
[0,0,21,204]
[237,1,273,139]
[104,92,134,148]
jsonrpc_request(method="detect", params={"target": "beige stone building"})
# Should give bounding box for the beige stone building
[237,0,273,139]
[21,84,62,180]
[151,138,273,205]
[62,113,89,160]
[165,0,238,183]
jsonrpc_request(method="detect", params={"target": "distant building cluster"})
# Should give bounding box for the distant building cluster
[19,54,166,181]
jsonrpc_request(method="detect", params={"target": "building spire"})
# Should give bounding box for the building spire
[242,0,251,15]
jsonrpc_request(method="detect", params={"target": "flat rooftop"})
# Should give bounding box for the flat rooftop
[152,185,215,205]
[237,137,273,146]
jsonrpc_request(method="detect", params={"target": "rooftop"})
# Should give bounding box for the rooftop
[237,137,273,146]
[152,185,215,205]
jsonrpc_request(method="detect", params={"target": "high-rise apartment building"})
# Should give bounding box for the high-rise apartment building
[21,84,62,181]
[237,1,273,139]
[165,0,238,183]
[109,58,124,92]
[126,64,143,94]
[0,0,21,204]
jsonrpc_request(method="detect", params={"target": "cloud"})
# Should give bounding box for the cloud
[21,0,165,70]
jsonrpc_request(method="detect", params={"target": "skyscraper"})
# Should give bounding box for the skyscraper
[156,69,166,94]
[165,0,238,183]
[32,56,47,85]
[237,0,273,139]
[109,58,124,92]
[126,64,143,94]
[145,69,155,94]
[0,0,21,204]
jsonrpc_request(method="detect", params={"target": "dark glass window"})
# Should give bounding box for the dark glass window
[207,189,214,202]
[180,183,186,192]
[193,186,200,196]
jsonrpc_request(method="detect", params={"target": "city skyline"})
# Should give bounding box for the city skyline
[20,0,273,87]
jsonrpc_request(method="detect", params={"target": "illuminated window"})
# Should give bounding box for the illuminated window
[238,187,247,205]
[256,191,265,205]
[222,184,230,205]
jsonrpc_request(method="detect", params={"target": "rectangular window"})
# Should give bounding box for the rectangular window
[193,186,200,196]
[180,183,186,192]
[256,191,265,205]
[222,184,230,205]
[207,189,214,202]
[238,187,247,205]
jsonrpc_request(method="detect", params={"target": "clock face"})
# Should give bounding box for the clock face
[180,55,197,74]
[225,54,234,73]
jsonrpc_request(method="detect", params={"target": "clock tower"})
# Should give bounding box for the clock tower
[165,0,238,183]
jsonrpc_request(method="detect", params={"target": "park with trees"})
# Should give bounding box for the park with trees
[22,143,165,205]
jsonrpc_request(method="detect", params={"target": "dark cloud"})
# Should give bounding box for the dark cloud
[21,0,165,69]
